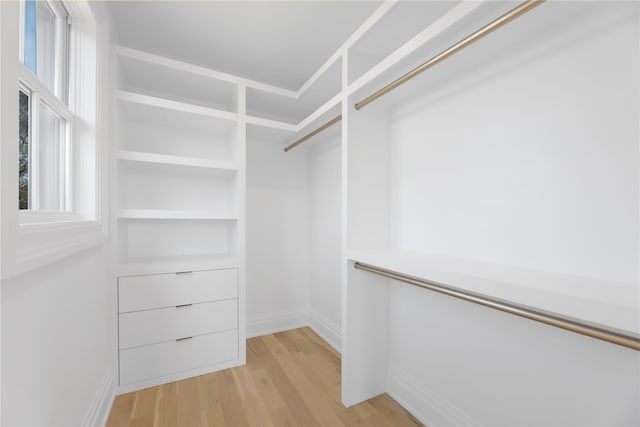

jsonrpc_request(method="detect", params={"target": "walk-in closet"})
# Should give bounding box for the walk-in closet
[0,1,638,426]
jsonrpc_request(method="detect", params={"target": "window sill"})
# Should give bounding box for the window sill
[3,213,109,279]
[19,210,89,227]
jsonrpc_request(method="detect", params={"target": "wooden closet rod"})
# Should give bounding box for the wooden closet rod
[354,0,545,111]
[354,262,640,351]
[284,115,342,152]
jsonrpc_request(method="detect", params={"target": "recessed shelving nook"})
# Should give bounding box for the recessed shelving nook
[342,0,640,408]
[113,46,252,392]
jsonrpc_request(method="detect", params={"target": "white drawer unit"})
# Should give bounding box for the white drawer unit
[118,268,237,313]
[119,298,238,349]
[119,329,238,385]
[117,268,241,388]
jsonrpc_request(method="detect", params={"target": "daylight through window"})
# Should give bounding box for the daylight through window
[19,0,70,211]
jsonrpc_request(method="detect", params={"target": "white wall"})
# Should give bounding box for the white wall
[388,282,639,426]
[2,245,113,426]
[309,132,342,351]
[246,138,311,336]
[246,131,343,348]
[390,1,638,284]
[1,2,115,425]
[384,2,639,425]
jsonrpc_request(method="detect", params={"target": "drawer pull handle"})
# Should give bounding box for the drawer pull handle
[175,304,193,308]
[175,271,193,275]
[176,336,193,342]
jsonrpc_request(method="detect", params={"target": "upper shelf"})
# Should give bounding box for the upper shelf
[117,52,238,113]
[347,1,549,110]
[118,209,238,221]
[117,150,238,173]
[348,0,461,85]
[117,91,238,122]
[117,93,238,164]
[252,101,342,152]
[246,59,341,125]
[348,248,640,336]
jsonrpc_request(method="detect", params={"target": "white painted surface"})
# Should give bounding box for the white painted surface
[118,269,238,313]
[342,262,390,407]
[387,282,640,426]
[349,248,639,334]
[246,60,341,124]
[117,150,238,172]
[390,1,639,286]
[118,54,238,112]
[117,100,237,163]
[107,1,382,89]
[0,0,635,424]
[344,1,640,425]
[246,137,311,334]
[119,329,238,385]
[119,298,238,349]
[1,2,115,425]
[117,91,237,121]
[246,309,309,339]
[346,102,391,251]
[117,210,238,220]
[246,117,343,342]
[309,133,343,348]
[2,245,113,426]
[348,0,458,84]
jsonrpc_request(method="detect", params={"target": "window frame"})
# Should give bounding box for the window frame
[17,0,79,223]
[0,0,107,278]
[19,0,70,102]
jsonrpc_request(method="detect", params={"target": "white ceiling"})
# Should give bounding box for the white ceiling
[106,1,382,90]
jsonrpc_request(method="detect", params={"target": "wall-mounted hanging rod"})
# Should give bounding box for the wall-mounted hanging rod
[354,0,545,111]
[354,262,640,351]
[283,115,342,152]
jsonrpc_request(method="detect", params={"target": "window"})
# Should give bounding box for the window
[1,0,104,277]
[18,0,70,212]
[18,88,30,210]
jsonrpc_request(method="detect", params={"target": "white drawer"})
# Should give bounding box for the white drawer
[119,329,238,385]
[119,299,237,349]
[118,269,237,313]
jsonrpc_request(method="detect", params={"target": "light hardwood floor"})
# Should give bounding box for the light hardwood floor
[107,327,422,427]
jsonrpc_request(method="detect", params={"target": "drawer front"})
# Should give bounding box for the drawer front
[119,329,238,385]
[119,299,238,349]
[118,269,237,313]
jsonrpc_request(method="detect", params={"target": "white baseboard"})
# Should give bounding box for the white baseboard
[309,308,341,353]
[117,357,244,395]
[82,369,116,427]
[387,367,480,427]
[247,309,308,338]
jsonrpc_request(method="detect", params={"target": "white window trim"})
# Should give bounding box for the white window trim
[18,0,72,218]
[0,0,107,279]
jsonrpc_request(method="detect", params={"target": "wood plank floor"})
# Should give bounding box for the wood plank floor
[107,327,422,427]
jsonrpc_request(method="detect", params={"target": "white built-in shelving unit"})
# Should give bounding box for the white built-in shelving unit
[115,47,245,392]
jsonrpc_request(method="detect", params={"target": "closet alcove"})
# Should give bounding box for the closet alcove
[107,0,638,424]
[342,1,638,424]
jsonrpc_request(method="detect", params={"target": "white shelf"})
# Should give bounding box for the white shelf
[117,51,238,113]
[245,115,297,132]
[118,209,238,221]
[117,150,238,172]
[347,248,639,335]
[117,254,241,277]
[117,90,238,122]
[246,58,341,125]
